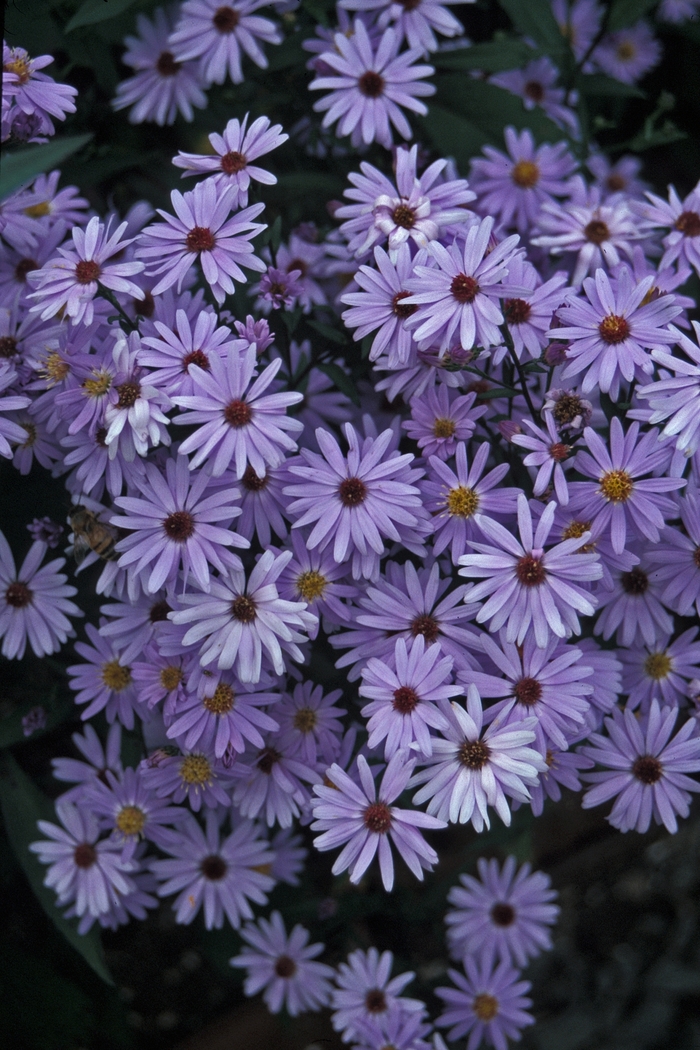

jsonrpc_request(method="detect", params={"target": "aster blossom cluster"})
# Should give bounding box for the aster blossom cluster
[4,1,700,1047]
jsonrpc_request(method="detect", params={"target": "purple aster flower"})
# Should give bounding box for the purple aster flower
[172,113,288,207]
[150,810,274,927]
[581,699,700,833]
[275,680,346,765]
[132,641,190,713]
[492,56,580,136]
[0,533,80,659]
[468,632,593,752]
[403,387,485,461]
[659,0,700,21]
[256,264,303,309]
[620,627,700,711]
[341,243,421,366]
[173,344,303,478]
[111,454,247,593]
[169,0,282,86]
[436,957,534,1050]
[595,547,674,649]
[568,417,683,554]
[403,218,521,354]
[273,236,329,313]
[268,826,306,886]
[410,687,546,829]
[331,947,425,1042]
[636,322,700,455]
[445,856,559,968]
[104,330,172,461]
[52,724,123,803]
[421,442,516,563]
[639,179,700,275]
[278,528,358,637]
[88,767,183,847]
[470,127,577,235]
[112,7,207,125]
[230,910,334,1014]
[165,673,279,758]
[359,634,457,758]
[170,549,315,680]
[142,747,235,811]
[68,623,140,728]
[0,362,30,457]
[499,255,570,361]
[645,490,700,617]
[2,44,77,137]
[593,22,662,84]
[140,307,240,398]
[284,423,425,580]
[30,801,136,919]
[309,21,435,149]
[335,144,474,259]
[532,178,648,286]
[511,413,575,505]
[352,1011,433,1050]
[458,495,602,648]
[551,0,603,60]
[231,733,321,827]
[231,462,290,548]
[588,153,647,200]
[552,267,682,399]
[98,589,173,664]
[136,180,266,304]
[341,0,465,54]
[311,750,445,890]
[26,216,144,326]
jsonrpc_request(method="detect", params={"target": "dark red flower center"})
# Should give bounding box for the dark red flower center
[73,843,97,869]
[632,754,663,784]
[256,746,281,774]
[365,989,388,1013]
[15,258,38,282]
[515,555,546,587]
[163,510,195,542]
[598,314,630,344]
[274,956,297,978]
[675,210,700,237]
[491,902,516,926]
[606,174,626,192]
[584,220,610,244]
[504,298,531,325]
[392,686,419,713]
[458,739,491,769]
[223,399,252,427]
[392,204,416,229]
[392,291,417,318]
[338,477,367,506]
[5,582,32,608]
[0,336,18,358]
[149,600,170,623]
[156,51,181,76]
[241,465,268,491]
[116,381,141,408]
[621,567,648,595]
[549,442,570,462]
[182,349,210,372]
[135,291,155,317]
[221,150,246,174]
[212,6,239,32]
[231,595,257,623]
[514,677,542,706]
[399,0,422,10]
[358,71,385,98]
[200,854,227,880]
[524,79,544,102]
[553,393,585,428]
[450,274,479,303]
[185,226,216,253]
[410,614,440,643]
[363,802,392,833]
[75,259,101,284]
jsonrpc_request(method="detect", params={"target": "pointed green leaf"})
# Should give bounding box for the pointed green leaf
[433,39,537,72]
[0,134,92,200]
[65,0,140,32]
[608,0,660,32]
[316,362,360,406]
[0,753,113,984]
[497,0,568,60]
[306,319,347,345]
[577,73,646,98]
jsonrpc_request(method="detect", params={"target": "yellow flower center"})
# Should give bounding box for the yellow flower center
[101,660,132,692]
[296,569,327,602]
[203,683,235,715]
[446,486,480,518]
[252,862,273,875]
[432,417,456,439]
[511,160,540,188]
[83,370,112,398]
[4,55,31,83]
[159,665,183,691]
[39,352,70,386]
[599,469,633,503]
[115,805,146,836]
[644,651,672,680]
[293,707,318,733]
[24,201,51,218]
[616,41,636,61]
[561,520,595,553]
[180,754,212,785]
[472,993,499,1022]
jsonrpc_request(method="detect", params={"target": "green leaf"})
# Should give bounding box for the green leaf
[608,0,660,32]
[432,78,565,145]
[65,0,140,32]
[577,73,646,98]
[414,106,490,173]
[264,32,306,72]
[316,362,360,406]
[625,121,687,151]
[274,172,345,199]
[0,694,74,749]
[0,134,92,200]
[432,38,537,72]
[306,319,347,346]
[497,0,568,60]
[0,753,113,984]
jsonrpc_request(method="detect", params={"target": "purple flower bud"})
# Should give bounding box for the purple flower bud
[544,342,569,366]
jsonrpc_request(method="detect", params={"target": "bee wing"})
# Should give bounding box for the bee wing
[72,533,92,566]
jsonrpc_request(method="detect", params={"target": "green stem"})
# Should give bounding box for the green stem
[99,286,139,334]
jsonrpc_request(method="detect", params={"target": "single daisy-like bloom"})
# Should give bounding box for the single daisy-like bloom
[445,856,559,968]
[30,802,136,920]
[275,679,346,766]
[410,687,546,830]
[309,21,435,149]
[594,553,674,650]
[164,673,279,758]
[341,243,421,366]
[231,732,321,827]
[278,528,359,639]
[103,330,172,462]
[645,490,700,617]
[458,495,602,649]
[340,0,466,54]
[111,454,248,594]
[359,634,457,758]
[150,810,274,928]
[403,217,521,354]
[551,266,681,399]
[0,533,80,660]
[335,144,474,259]
[311,750,445,891]
[2,44,77,136]
[174,344,303,478]
[141,747,235,811]
[639,179,700,275]
[112,7,207,126]
[470,127,577,235]
[67,624,139,728]
[511,413,575,506]
[52,723,123,804]
[331,947,425,1042]
[172,114,288,207]
[568,417,684,555]
[592,21,662,85]
[230,911,335,1015]
[636,322,700,456]
[139,307,240,398]
[351,1012,433,1050]
[255,264,303,310]
[492,56,580,136]
[87,767,183,847]
[170,549,316,681]
[136,179,266,304]
[581,699,700,834]
[551,0,603,61]
[403,387,485,461]
[168,0,282,86]
[499,255,570,361]
[26,216,145,326]
[620,628,700,711]
[436,957,534,1050]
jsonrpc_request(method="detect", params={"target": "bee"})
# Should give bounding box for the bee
[69,504,118,565]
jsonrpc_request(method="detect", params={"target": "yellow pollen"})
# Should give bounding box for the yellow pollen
[83,371,112,398]
[101,660,132,692]
[296,569,327,602]
[599,469,633,503]
[644,651,672,680]
[616,41,636,61]
[159,665,183,691]
[24,201,51,218]
[115,805,146,836]
[472,993,499,1022]
[446,486,480,518]
[180,754,212,785]
[640,287,658,307]
[4,55,31,83]
[40,352,70,386]
[293,707,318,733]
[203,683,235,715]
[252,862,273,875]
[432,417,457,439]
[561,520,595,553]
[511,160,540,188]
